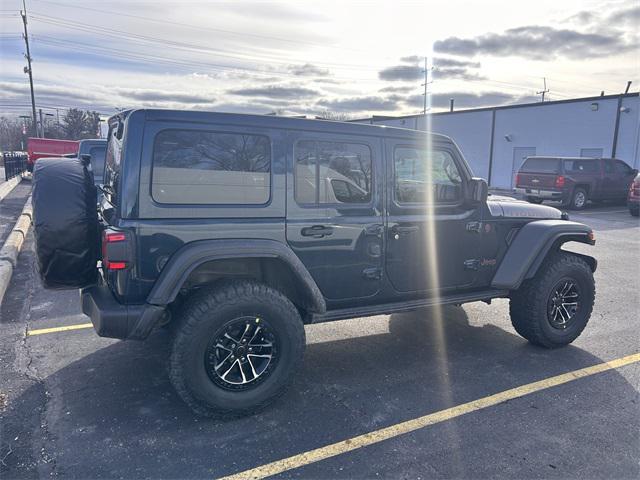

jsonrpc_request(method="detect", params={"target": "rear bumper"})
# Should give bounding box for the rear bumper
[81,284,166,340]
[515,187,564,200]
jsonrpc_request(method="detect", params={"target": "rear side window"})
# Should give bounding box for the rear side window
[151,129,271,205]
[104,123,123,201]
[614,161,632,175]
[563,159,598,173]
[294,140,372,205]
[520,158,560,173]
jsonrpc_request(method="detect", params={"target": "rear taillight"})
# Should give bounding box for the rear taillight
[515,173,521,186]
[102,230,129,270]
[555,175,565,188]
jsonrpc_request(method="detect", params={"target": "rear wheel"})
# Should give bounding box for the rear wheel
[567,187,588,210]
[169,280,306,417]
[630,204,640,217]
[509,252,595,348]
[525,196,544,204]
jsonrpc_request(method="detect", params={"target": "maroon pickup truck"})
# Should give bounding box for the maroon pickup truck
[515,156,637,210]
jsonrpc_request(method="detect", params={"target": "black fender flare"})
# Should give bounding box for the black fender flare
[491,220,596,290]
[145,239,326,313]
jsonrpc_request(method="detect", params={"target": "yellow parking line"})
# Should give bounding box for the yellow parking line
[220,352,640,480]
[27,323,93,336]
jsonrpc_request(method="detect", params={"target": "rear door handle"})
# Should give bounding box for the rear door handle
[301,225,334,238]
[392,225,419,235]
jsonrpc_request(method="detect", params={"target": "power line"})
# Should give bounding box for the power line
[30,34,385,84]
[30,0,375,54]
[27,12,383,72]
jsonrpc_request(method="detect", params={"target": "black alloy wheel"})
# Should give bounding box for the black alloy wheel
[205,316,279,391]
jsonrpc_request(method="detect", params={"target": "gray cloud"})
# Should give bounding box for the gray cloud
[115,88,214,104]
[288,63,330,77]
[0,82,99,103]
[609,5,640,25]
[317,95,399,112]
[378,65,422,82]
[436,67,485,81]
[379,85,414,93]
[434,25,630,60]
[312,78,342,85]
[404,91,538,110]
[400,55,422,64]
[229,85,319,99]
[401,55,481,68]
[379,59,483,82]
[434,57,481,68]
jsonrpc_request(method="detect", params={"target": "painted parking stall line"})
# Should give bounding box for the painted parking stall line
[219,352,640,480]
[27,322,93,336]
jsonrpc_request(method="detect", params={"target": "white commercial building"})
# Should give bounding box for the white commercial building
[354,93,640,189]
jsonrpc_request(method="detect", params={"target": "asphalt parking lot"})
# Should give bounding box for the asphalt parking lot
[1,202,638,479]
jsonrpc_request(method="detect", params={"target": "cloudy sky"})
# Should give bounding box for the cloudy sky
[0,0,638,119]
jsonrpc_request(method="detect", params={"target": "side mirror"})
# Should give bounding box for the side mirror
[632,169,638,176]
[80,154,92,166]
[467,177,488,205]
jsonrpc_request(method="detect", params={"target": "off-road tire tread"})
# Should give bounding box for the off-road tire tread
[169,280,305,418]
[509,252,595,348]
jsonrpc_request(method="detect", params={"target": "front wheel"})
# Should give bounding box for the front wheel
[169,281,306,417]
[509,252,595,348]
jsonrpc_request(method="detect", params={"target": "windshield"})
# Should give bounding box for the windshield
[90,146,106,179]
[520,157,560,173]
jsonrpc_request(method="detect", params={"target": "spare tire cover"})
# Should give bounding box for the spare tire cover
[33,158,99,289]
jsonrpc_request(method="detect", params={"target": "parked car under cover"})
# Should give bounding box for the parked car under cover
[515,156,637,210]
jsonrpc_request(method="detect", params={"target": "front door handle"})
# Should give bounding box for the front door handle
[301,225,334,238]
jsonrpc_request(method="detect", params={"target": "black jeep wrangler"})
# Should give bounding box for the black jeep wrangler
[32,110,596,417]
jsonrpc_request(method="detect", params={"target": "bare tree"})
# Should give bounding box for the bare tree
[316,110,354,122]
[0,117,26,151]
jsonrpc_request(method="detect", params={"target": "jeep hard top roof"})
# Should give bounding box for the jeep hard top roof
[524,156,616,161]
[110,109,452,143]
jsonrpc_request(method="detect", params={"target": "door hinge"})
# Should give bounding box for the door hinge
[362,267,383,280]
[466,221,482,233]
[464,259,480,271]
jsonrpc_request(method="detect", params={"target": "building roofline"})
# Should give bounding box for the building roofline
[351,91,640,122]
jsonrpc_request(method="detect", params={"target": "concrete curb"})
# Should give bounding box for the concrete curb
[0,175,22,202]
[0,196,32,305]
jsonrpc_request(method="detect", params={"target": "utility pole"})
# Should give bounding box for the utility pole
[421,57,432,115]
[20,0,38,138]
[39,108,44,137]
[537,77,549,102]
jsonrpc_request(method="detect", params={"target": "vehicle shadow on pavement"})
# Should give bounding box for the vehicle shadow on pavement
[3,306,638,479]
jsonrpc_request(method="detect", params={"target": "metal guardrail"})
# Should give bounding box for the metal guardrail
[2,152,28,181]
